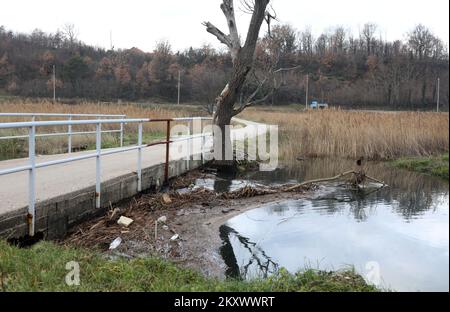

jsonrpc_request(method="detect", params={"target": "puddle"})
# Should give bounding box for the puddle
[218,159,449,292]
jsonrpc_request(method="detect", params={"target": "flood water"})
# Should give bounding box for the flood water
[215,159,449,292]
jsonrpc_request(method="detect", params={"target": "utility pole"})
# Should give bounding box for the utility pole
[437,77,440,112]
[52,65,56,103]
[110,30,114,51]
[305,74,309,110]
[177,70,181,105]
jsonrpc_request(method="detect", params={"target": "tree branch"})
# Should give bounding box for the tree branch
[202,22,232,48]
[244,0,270,50]
[232,102,253,116]
[245,76,268,103]
[232,63,303,116]
[273,65,303,74]
[221,0,240,49]
[283,170,387,192]
[232,76,269,116]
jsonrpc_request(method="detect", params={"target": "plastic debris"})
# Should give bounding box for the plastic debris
[117,216,134,227]
[157,216,167,223]
[170,234,179,241]
[109,237,122,250]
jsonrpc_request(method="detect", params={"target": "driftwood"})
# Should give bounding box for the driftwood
[283,170,387,192]
[363,174,387,185]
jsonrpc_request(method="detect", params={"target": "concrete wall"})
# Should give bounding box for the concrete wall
[0,156,205,239]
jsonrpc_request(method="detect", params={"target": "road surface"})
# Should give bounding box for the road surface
[0,118,264,217]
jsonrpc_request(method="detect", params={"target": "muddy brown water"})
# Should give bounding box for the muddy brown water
[207,159,449,292]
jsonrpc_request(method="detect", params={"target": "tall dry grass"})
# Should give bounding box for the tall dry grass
[1,99,449,161]
[242,108,449,160]
[0,99,206,158]
[0,99,204,132]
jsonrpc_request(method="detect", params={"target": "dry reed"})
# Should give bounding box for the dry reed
[242,107,449,160]
[0,99,205,158]
[1,100,448,161]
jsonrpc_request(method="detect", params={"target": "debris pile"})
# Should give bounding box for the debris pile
[220,185,277,199]
[63,166,386,258]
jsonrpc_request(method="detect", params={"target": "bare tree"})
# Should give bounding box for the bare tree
[203,0,271,164]
[331,26,346,54]
[407,24,435,60]
[300,27,314,57]
[361,23,377,55]
[62,23,78,48]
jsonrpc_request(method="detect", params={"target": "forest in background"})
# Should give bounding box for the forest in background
[0,23,448,110]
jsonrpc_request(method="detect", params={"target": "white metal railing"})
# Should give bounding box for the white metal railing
[0,116,213,237]
[0,113,127,151]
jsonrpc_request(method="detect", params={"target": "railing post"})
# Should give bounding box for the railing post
[120,122,124,147]
[200,118,204,164]
[187,120,192,169]
[68,115,72,154]
[28,125,36,236]
[95,123,101,208]
[164,120,171,184]
[137,122,143,192]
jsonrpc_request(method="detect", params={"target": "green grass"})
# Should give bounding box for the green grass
[0,131,166,160]
[0,240,378,292]
[87,131,166,150]
[392,154,449,180]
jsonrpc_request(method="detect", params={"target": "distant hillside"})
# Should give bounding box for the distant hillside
[0,24,448,110]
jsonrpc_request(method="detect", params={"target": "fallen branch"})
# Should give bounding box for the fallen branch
[283,170,388,192]
[283,170,355,192]
[364,174,387,186]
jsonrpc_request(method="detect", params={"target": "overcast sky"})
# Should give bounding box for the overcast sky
[1,0,449,52]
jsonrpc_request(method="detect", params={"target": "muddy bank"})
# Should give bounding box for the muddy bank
[62,169,312,278]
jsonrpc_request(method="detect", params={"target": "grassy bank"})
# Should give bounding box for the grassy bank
[392,154,449,180]
[242,108,449,161]
[0,240,377,292]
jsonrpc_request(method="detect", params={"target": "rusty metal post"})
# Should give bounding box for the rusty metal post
[164,120,171,184]
[95,123,101,208]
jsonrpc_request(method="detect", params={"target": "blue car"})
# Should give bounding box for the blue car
[309,101,328,109]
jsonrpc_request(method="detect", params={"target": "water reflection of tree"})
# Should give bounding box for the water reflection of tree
[350,170,447,221]
[219,225,279,280]
[377,170,447,220]
[227,159,447,221]
[305,173,447,222]
[249,159,448,222]
[263,202,291,217]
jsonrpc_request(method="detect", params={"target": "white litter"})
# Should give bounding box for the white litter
[157,216,167,223]
[117,216,134,227]
[109,237,122,250]
[170,234,179,241]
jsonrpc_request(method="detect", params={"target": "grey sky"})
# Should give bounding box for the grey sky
[1,0,449,52]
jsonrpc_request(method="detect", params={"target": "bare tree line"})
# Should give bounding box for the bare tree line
[0,20,448,110]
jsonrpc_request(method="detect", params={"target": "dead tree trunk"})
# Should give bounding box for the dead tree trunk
[203,0,270,168]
